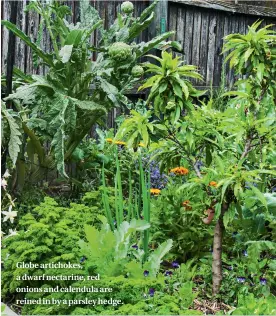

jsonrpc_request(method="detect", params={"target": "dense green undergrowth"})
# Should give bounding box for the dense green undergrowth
[1,1,276,315]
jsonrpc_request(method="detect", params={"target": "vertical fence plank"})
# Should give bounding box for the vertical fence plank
[199,9,209,86]
[1,0,11,75]
[213,11,224,87]
[184,8,194,64]
[206,13,217,86]
[176,6,185,60]
[192,10,201,85]
[25,5,40,74]
[222,14,231,86]
[15,0,27,72]
[168,3,177,42]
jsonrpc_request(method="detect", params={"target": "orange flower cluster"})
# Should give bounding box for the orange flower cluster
[209,181,218,187]
[150,188,161,195]
[170,167,189,175]
[106,139,146,147]
[105,138,126,146]
[182,200,192,210]
[106,138,113,143]
[114,141,126,146]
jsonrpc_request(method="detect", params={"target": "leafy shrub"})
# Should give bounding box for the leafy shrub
[150,182,213,260]
[80,217,173,278]
[230,293,276,315]
[22,276,165,315]
[2,0,177,187]
[1,197,94,299]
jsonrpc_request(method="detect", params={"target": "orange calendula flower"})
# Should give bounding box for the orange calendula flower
[106,138,113,143]
[182,200,190,206]
[209,181,218,187]
[114,141,126,146]
[170,167,189,175]
[182,200,192,210]
[150,188,161,195]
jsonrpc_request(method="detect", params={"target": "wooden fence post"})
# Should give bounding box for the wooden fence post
[149,0,168,38]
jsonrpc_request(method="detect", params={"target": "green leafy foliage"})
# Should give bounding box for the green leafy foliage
[230,293,276,315]
[1,101,22,165]
[80,216,172,278]
[1,0,177,184]
[1,197,96,298]
[150,181,213,260]
[139,51,204,122]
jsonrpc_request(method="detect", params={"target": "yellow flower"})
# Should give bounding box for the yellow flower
[106,138,113,144]
[209,181,218,187]
[150,188,161,195]
[170,167,189,175]
[138,142,145,147]
[114,141,126,146]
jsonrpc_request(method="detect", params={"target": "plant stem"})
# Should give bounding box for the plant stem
[38,1,60,61]
[212,202,228,295]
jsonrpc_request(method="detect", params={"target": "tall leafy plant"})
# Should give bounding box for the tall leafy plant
[1,0,178,188]
[115,22,276,295]
[101,149,151,260]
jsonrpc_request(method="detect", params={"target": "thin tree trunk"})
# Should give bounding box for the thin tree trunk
[212,202,229,295]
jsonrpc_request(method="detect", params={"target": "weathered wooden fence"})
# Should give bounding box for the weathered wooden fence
[1,0,149,74]
[168,0,276,87]
[1,0,276,184]
[2,0,276,88]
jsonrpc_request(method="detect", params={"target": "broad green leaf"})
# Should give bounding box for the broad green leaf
[64,29,83,46]
[59,44,73,63]
[249,185,267,209]
[136,31,175,58]
[256,63,265,81]
[1,102,22,165]
[1,20,53,66]
[223,206,236,228]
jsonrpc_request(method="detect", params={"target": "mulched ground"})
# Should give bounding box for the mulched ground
[193,299,234,314]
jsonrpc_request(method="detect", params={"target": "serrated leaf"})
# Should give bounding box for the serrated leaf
[1,102,22,165]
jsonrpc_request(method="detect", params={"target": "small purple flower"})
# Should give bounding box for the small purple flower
[80,256,87,263]
[225,266,233,271]
[149,288,155,297]
[165,270,173,276]
[260,278,267,285]
[236,276,246,283]
[132,244,138,250]
[195,161,204,171]
[143,270,149,277]
[243,250,248,257]
[171,261,180,269]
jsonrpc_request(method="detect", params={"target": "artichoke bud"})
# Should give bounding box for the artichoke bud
[108,42,132,62]
[131,65,144,77]
[121,1,134,14]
